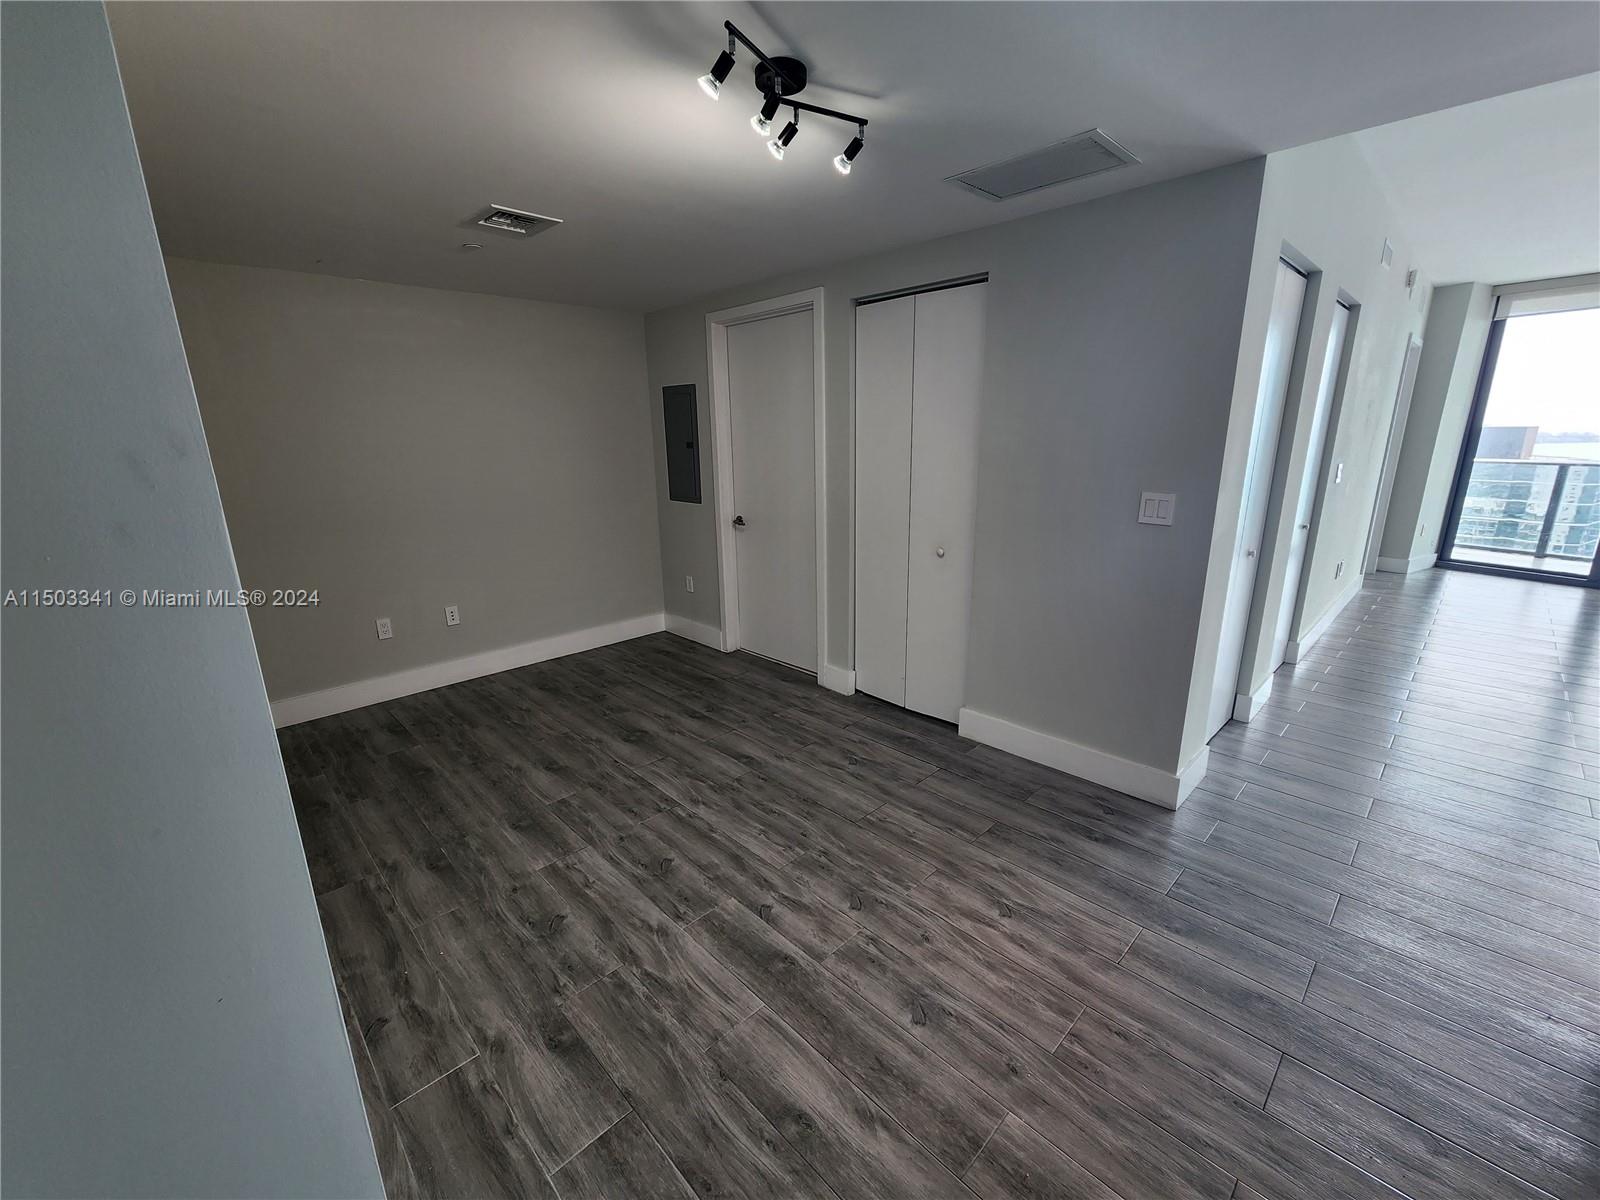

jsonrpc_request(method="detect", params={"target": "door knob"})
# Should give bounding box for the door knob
[1299,523,1310,531]
[935,546,946,558]
[1245,549,1256,558]
[732,514,746,528]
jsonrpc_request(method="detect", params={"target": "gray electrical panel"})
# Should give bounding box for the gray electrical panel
[662,384,701,503]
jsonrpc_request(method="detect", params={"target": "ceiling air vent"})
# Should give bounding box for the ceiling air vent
[947,129,1140,201]
[475,204,563,238]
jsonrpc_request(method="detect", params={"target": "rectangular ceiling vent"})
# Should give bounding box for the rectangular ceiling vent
[947,129,1140,201]
[476,204,563,238]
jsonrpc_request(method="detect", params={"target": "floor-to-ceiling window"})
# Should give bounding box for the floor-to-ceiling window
[1440,278,1600,586]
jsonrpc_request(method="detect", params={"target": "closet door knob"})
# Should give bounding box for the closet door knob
[935,546,946,558]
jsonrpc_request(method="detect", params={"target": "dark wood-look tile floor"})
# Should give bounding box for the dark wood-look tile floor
[281,569,1600,1200]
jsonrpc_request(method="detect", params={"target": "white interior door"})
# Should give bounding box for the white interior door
[853,296,916,705]
[1208,260,1307,734]
[905,284,987,721]
[1270,301,1350,668]
[727,310,816,671]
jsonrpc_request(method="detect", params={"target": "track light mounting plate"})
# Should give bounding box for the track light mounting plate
[754,56,808,98]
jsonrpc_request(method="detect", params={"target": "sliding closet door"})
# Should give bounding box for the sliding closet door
[853,296,916,704]
[905,283,987,721]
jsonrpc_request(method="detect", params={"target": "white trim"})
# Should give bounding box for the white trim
[958,707,1206,810]
[1375,552,1436,575]
[270,612,665,727]
[1232,679,1272,722]
[820,664,857,695]
[1173,746,1212,808]
[665,614,724,651]
[705,287,828,684]
[1285,574,1362,663]
[1492,272,1600,319]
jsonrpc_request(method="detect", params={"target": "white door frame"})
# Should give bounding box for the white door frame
[705,287,827,682]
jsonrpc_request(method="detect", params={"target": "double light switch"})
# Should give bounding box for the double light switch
[1138,492,1176,526]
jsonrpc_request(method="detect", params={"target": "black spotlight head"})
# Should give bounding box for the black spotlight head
[768,117,800,160]
[751,93,782,135]
[697,49,736,99]
[834,133,865,175]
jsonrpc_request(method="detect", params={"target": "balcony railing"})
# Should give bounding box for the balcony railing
[1453,458,1600,562]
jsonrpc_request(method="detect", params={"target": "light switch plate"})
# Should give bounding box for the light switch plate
[1138,492,1176,526]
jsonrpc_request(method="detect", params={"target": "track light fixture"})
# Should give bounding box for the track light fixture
[751,93,782,136]
[834,127,865,175]
[697,34,736,99]
[768,113,799,160]
[698,19,870,176]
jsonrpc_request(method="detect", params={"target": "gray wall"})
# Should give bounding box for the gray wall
[2,6,381,1197]
[1199,134,1431,741]
[1380,282,1493,566]
[647,161,1266,777]
[166,259,663,703]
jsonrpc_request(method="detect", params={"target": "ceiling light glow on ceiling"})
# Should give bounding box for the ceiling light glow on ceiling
[699,19,870,177]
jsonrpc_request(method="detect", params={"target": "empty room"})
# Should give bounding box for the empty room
[5,2,1600,1198]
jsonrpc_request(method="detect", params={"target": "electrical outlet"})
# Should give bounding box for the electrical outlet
[444,605,461,627]
[376,617,393,640]
[684,575,695,594]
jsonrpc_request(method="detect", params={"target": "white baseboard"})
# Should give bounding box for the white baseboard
[1375,552,1436,575]
[1232,679,1272,722]
[665,613,724,651]
[1285,574,1363,664]
[957,707,1207,810]
[820,664,856,695]
[270,612,666,727]
[1173,746,1211,807]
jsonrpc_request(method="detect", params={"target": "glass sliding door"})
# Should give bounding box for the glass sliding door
[1440,284,1600,586]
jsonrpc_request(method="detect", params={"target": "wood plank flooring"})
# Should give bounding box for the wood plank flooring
[282,569,1600,1199]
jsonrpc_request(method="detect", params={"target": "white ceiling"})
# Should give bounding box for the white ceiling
[1355,73,1600,287]
[107,1,1600,312]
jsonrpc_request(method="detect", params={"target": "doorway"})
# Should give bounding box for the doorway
[1438,286,1600,586]
[1208,258,1308,736]
[706,289,828,675]
[1269,300,1352,669]
[1362,333,1425,576]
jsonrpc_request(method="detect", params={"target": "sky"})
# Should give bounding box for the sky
[1483,307,1599,437]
